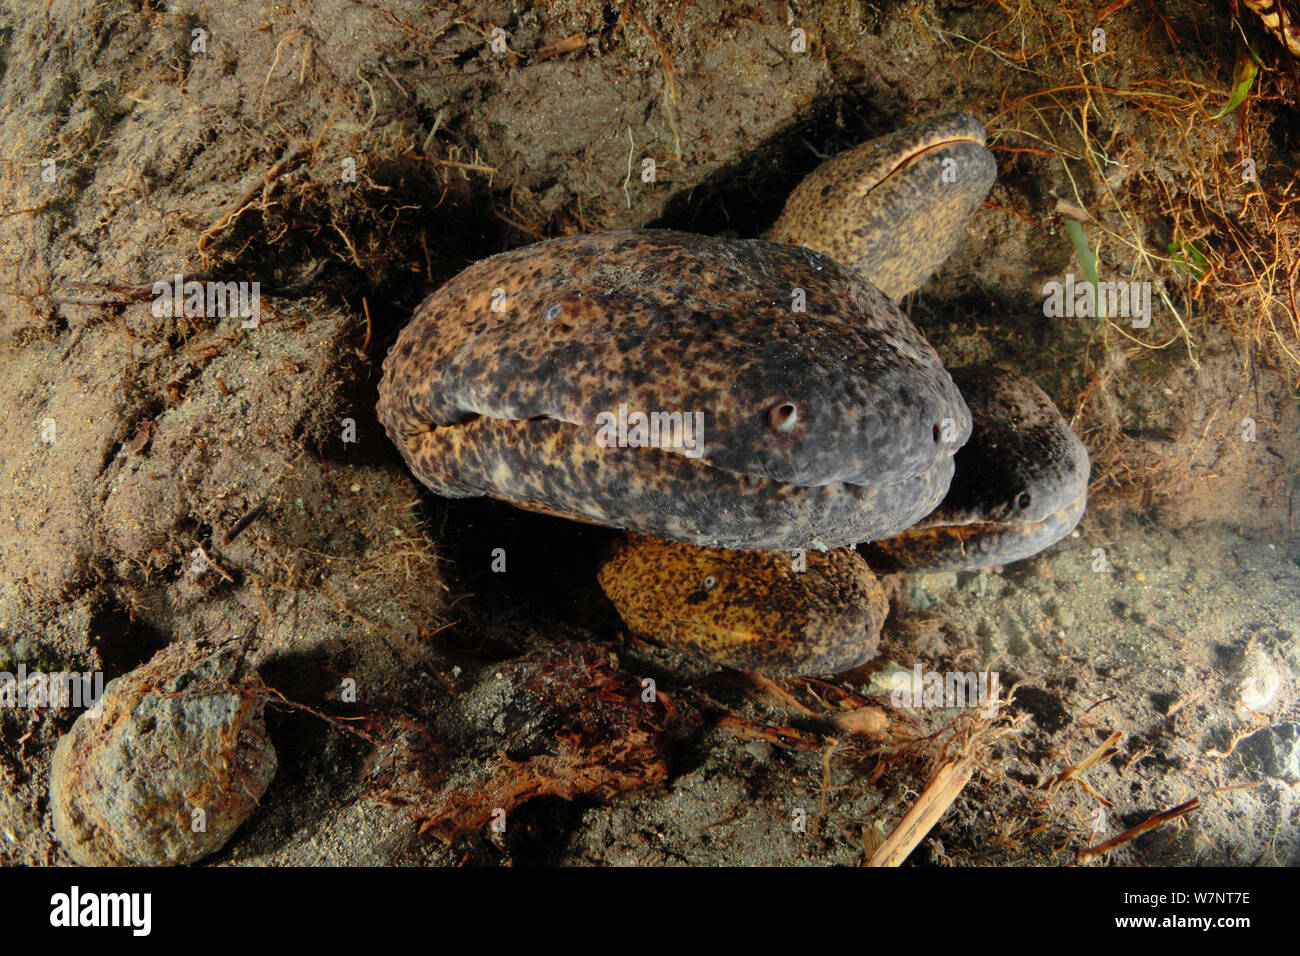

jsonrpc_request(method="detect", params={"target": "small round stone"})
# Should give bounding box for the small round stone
[50,642,277,866]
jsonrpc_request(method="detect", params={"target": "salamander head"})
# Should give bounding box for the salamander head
[769,112,997,301]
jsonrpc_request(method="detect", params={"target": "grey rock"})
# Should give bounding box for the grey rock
[1238,722,1300,784]
[50,641,276,866]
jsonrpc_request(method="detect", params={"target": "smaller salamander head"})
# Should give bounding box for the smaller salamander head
[597,534,887,675]
[866,365,1091,572]
[935,366,1090,527]
[769,112,997,301]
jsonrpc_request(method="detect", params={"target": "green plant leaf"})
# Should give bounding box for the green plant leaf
[1169,239,1209,281]
[1210,44,1260,119]
[1064,218,1106,320]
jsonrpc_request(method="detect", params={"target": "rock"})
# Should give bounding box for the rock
[1238,722,1300,784]
[1236,647,1282,711]
[907,587,933,610]
[999,614,1032,657]
[918,571,958,593]
[862,659,917,699]
[907,571,957,608]
[50,641,276,866]
[744,741,774,763]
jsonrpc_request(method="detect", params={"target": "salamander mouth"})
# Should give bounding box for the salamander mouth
[401,414,958,552]
[870,131,988,192]
[863,487,1088,572]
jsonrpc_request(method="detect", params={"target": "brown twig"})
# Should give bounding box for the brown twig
[715,714,822,750]
[865,754,975,866]
[220,502,269,546]
[534,33,586,61]
[1045,729,1122,790]
[1076,798,1198,863]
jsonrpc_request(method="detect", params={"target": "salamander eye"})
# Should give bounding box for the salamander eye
[1015,491,1032,511]
[702,575,717,590]
[542,302,562,321]
[768,402,799,432]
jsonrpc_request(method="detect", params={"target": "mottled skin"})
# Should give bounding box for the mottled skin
[378,230,969,551]
[378,112,1091,674]
[768,112,998,301]
[598,534,887,674]
[865,365,1090,571]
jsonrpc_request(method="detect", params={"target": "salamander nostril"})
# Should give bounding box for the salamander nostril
[768,402,799,432]
[933,423,941,442]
